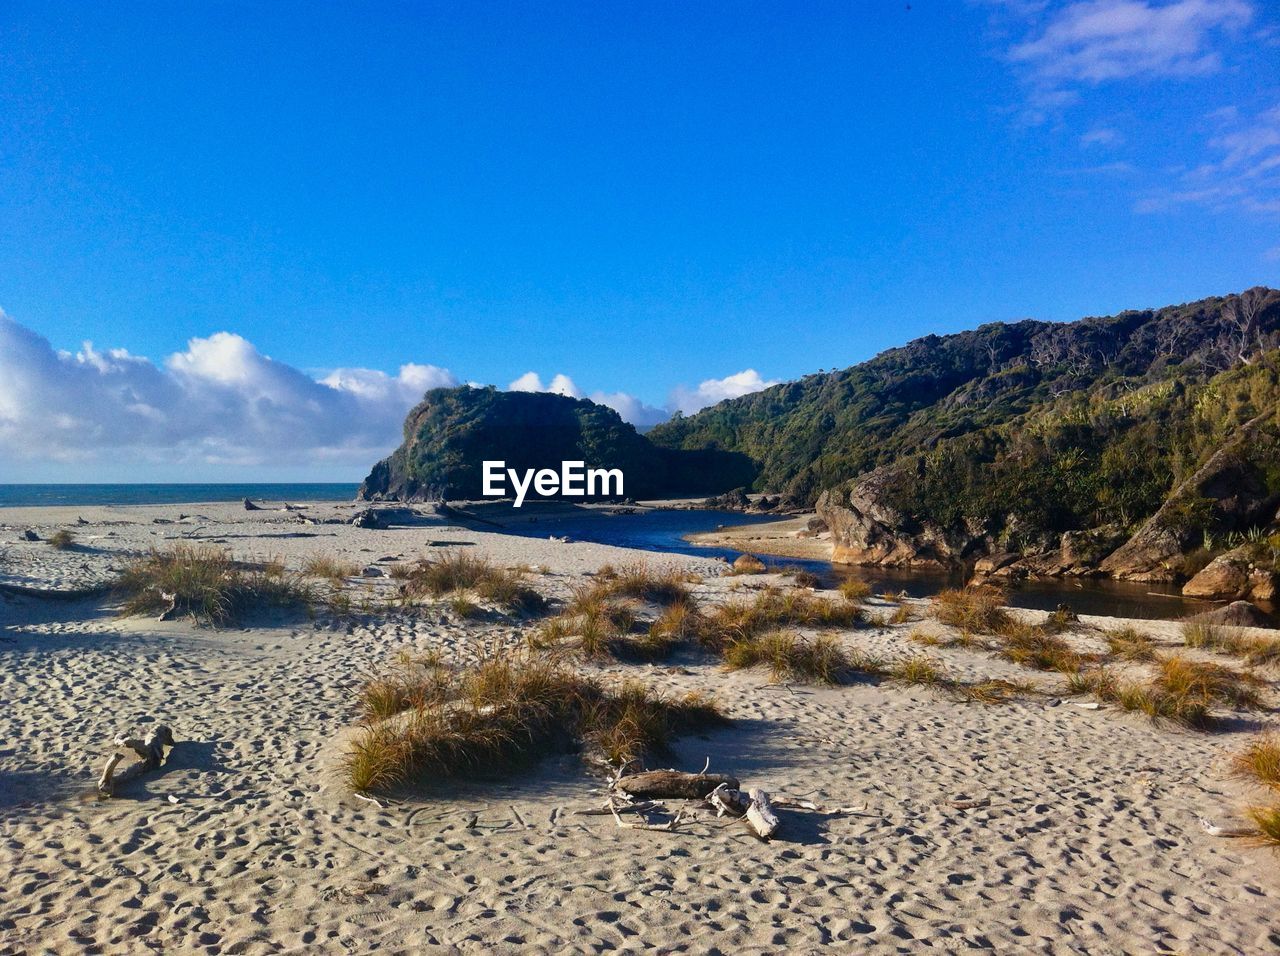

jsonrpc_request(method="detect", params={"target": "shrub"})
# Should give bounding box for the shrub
[890,655,945,686]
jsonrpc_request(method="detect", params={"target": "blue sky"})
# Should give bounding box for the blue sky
[1,1,1278,480]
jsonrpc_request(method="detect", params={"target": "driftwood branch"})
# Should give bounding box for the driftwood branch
[97,725,176,798]
[613,770,739,801]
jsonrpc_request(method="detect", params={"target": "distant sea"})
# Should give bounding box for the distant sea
[0,484,360,508]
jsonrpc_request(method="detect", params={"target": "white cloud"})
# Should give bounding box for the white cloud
[589,391,670,430]
[0,315,786,476]
[1081,125,1124,146]
[1135,102,1280,213]
[1009,0,1253,84]
[669,369,781,416]
[506,371,584,398]
[0,313,457,472]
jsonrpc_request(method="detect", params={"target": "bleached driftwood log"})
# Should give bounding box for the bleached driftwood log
[706,783,780,839]
[614,770,739,801]
[745,788,780,840]
[97,725,176,798]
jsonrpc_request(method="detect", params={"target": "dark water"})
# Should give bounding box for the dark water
[0,484,360,508]
[505,508,1216,622]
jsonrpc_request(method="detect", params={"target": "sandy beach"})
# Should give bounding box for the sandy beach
[2,499,1279,954]
[684,513,833,563]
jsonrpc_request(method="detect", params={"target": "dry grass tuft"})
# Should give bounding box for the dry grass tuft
[1105,626,1159,662]
[997,623,1091,673]
[701,587,861,652]
[596,562,691,605]
[837,578,872,603]
[1241,804,1280,851]
[1071,654,1263,729]
[1232,735,1280,790]
[932,585,1011,634]
[115,544,314,626]
[47,529,75,550]
[302,553,362,583]
[889,654,945,686]
[400,552,546,614]
[345,654,726,793]
[1183,621,1280,668]
[722,630,862,685]
[888,604,914,625]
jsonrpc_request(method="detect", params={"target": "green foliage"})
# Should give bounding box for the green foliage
[649,291,1280,548]
[360,386,754,501]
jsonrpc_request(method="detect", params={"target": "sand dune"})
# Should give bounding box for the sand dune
[2,502,1278,953]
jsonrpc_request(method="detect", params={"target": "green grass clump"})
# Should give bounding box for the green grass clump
[345,654,726,793]
[889,654,945,686]
[997,623,1091,673]
[115,544,314,626]
[47,529,75,550]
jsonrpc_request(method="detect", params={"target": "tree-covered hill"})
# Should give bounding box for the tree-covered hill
[359,386,754,502]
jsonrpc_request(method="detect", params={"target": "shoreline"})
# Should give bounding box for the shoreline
[684,512,834,562]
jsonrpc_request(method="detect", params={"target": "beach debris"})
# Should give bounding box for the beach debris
[351,509,385,529]
[614,769,740,801]
[1199,816,1254,838]
[19,529,39,541]
[705,783,780,839]
[96,725,176,799]
[243,497,262,511]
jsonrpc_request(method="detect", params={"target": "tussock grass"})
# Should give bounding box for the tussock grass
[115,544,314,626]
[702,587,861,651]
[345,654,726,793]
[997,623,1091,673]
[400,552,546,614]
[889,654,945,686]
[1232,735,1280,790]
[722,630,863,685]
[596,562,692,605]
[952,678,1035,705]
[302,553,361,583]
[1105,626,1159,662]
[888,604,914,625]
[47,529,75,550]
[932,585,1011,634]
[1183,621,1280,668]
[1241,804,1280,851]
[837,578,872,603]
[1071,655,1263,729]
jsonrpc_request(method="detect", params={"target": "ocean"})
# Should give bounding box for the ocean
[0,483,360,508]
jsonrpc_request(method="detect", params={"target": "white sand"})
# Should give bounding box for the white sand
[2,501,1278,953]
